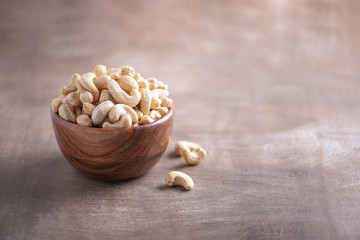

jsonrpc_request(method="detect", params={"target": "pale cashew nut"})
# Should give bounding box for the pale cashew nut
[146,78,158,90]
[82,102,96,115]
[79,91,93,103]
[117,75,139,93]
[160,95,173,108]
[99,89,114,103]
[91,100,115,125]
[151,89,169,110]
[102,114,132,128]
[139,88,152,115]
[108,79,141,107]
[80,72,99,101]
[138,115,154,125]
[61,73,80,95]
[93,65,107,77]
[58,103,76,123]
[165,171,194,191]
[108,105,126,123]
[108,104,138,123]
[175,141,206,165]
[134,73,144,82]
[121,65,135,77]
[62,92,81,107]
[94,75,110,90]
[77,114,93,127]
[51,95,65,113]
[157,107,168,116]
[149,110,161,120]
[150,95,161,110]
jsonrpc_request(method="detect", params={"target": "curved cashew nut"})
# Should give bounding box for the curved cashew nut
[82,102,96,115]
[165,171,194,191]
[150,89,169,110]
[120,65,135,77]
[149,110,161,120]
[103,114,132,128]
[157,107,168,116]
[146,78,158,90]
[138,115,154,125]
[58,103,76,123]
[159,95,172,108]
[79,91,93,104]
[93,65,107,77]
[91,100,115,125]
[51,95,65,113]
[77,114,92,127]
[62,92,81,107]
[139,88,152,115]
[118,75,139,93]
[109,104,138,123]
[175,141,206,165]
[80,72,100,101]
[108,79,141,107]
[94,75,111,90]
[61,73,80,95]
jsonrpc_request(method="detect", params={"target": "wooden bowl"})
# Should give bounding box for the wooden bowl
[51,105,175,181]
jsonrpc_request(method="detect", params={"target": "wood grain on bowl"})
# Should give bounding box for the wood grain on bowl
[51,105,175,181]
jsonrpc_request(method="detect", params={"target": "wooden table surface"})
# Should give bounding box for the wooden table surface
[1,0,360,239]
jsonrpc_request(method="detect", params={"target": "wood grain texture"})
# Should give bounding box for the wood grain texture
[1,0,360,239]
[51,106,174,181]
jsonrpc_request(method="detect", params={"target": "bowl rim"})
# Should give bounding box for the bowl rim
[51,104,175,132]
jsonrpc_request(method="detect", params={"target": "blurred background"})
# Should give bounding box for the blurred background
[1,0,360,239]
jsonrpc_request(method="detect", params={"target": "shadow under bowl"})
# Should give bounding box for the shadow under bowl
[51,105,175,181]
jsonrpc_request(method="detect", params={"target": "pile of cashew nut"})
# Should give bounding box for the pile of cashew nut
[165,141,206,191]
[51,65,172,128]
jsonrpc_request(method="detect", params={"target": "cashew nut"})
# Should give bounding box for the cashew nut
[91,100,115,125]
[139,88,152,115]
[160,95,172,108]
[99,89,114,103]
[58,103,76,123]
[175,141,206,165]
[82,102,96,115]
[138,115,154,125]
[150,95,161,110]
[102,114,132,128]
[62,92,81,107]
[93,65,107,77]
[157,107,168,116]
[108,104,138,123]
[165,171,194,191]
[80,72,99,101]
[117,75,139,93]
[51,95,65,113]
[147,78,158,90]
[79,91,93,103]
[77,114,92,127]
[134,73,144,82]
[108,79,141,107]
[149,110,161,120]
[121,65,135,77]
[94,75,110,90]
[61,73,80,95]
